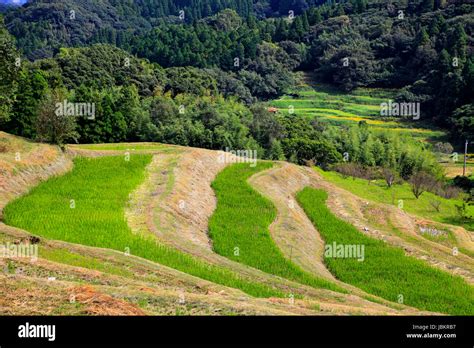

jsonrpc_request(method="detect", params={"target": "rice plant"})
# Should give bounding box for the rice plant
[296,187,474,315]
[209,162,344,293]
[3,155,284,298]
[269,86,441,141]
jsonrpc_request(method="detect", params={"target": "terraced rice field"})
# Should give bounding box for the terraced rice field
[4,137,471,315]
[270,85,445,141]
[3,155,285,298]
[208,162,344,293]
[296,187,474,315]
[70,142,178,153]
[316,168,474,232]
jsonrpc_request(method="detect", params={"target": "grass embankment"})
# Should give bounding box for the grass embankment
[316,168,474,232]
[297,187,474,315]
[0,131,60,176]
[209,162,344,293]
[3,155,285,298]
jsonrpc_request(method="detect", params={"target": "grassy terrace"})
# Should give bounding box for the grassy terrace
[269,85,445,141]
[316,168,474,232]
[70,142,178,153]
[209,162,344,293]
[3,155,286,298]
[297,187,474,315]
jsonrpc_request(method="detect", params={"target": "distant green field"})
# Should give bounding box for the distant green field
[270,85,445,141]
[316,168,474,232]
[209,162,344,293]
[297,187,474,315]
[71,142,178,152]
[3,155,286,298]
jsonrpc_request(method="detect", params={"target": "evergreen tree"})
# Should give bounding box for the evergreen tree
[429,13,446,36]
[449,23,468,61]
[421,0,434,13]
[416,28,431,47]
[7,69,49,138]
[266,139,286,160]
[0,16,19,124]
[302,12,310,31]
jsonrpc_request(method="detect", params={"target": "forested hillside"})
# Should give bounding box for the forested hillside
[2,0,473,139]
[0,0,473,187]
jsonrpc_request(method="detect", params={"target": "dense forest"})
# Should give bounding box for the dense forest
[0,0,473,186]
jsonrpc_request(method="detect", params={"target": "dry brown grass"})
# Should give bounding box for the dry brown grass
[310,170,474,284]
[441,163,474,178]
[0,133,432,315]
[151,148,229,252]
[69,285,146,315]
[0,143,10,153]
[0,132,71,215]
[125,148,429,315]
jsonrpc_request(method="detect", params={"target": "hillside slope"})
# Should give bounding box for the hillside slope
[5,132,473,315]
[0,133,432,315]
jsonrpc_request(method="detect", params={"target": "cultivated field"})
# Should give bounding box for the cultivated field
[317,168,474,233]
[209,162,343,292]
[3,155,286,298]
[1,0,472,324]
[270,84,445,142]
[1,132,472,316]
[3,135,427,315]
[297,187,474,315]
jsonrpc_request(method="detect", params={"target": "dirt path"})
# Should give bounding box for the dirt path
[152,148,223,251]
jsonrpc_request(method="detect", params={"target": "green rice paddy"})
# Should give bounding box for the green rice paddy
[208,162,344,293]
[3,155,286,298]
[296,187,474,315]
[270,85,445,141]
[316,167,474,232]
